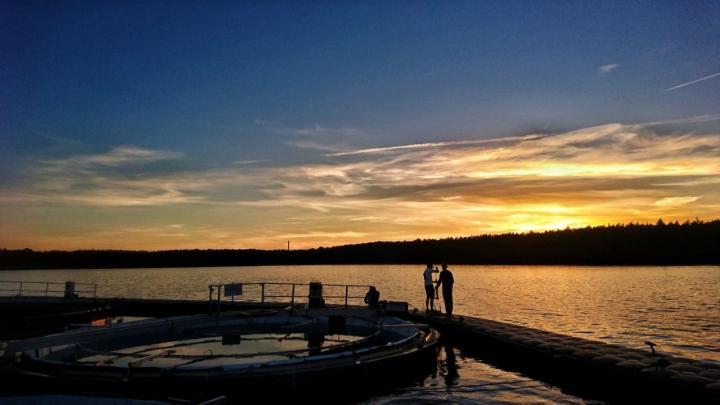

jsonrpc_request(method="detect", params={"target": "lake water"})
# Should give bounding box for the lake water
[2,265,719,403]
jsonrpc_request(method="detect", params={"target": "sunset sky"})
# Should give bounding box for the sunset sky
[2,1,719,250]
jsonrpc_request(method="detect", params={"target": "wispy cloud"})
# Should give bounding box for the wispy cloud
[2,120,719,249]
[284,124,364,139]
[640,114,720,127]
[652,196,700,207]
[40,146,181,173]
[326,135,541,157]
[664,72,720,92]
[285,139,346,152]
[270,123,365,152]
[598,64,621,74]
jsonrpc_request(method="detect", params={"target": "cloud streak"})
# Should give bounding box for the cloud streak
[2,120,719,249]
[664,72,720,92]
[45,146,181,167]
[326,135,542,157]
[268,123,365,153]
[598,64,620,74]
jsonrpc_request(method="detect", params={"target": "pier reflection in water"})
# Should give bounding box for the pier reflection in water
[368,342,594,404]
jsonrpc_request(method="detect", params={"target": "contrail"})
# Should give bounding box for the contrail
[326,134,543,157]
[664,72,720,92]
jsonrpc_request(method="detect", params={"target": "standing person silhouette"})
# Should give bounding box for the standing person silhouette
[423,263,436,311]
[436,263,455,317]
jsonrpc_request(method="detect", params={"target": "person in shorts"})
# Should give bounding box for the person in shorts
[423,263,436,311]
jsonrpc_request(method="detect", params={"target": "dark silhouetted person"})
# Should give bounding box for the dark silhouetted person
[436,263,454,317]
[423,263,436,311]
[364,286,380,308]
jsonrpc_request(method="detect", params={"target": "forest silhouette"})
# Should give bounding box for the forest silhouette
[2,219,718,270]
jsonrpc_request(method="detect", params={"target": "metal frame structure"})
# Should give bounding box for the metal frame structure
[207,282,373,311]
[0,280,98,297]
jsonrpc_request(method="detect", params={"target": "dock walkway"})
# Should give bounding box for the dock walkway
[410,310,720,403]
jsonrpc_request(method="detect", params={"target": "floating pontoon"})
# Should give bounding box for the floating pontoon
[2,307,439,401]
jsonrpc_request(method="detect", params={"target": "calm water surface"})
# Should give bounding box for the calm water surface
[3,265,719,403]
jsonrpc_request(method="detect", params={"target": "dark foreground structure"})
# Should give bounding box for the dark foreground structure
[1,282,443,404]
[2,308,438,403]
[411,311,720,404]
[1,289,719,404]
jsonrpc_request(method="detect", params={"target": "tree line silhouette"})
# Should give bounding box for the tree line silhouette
[1,219,719,270]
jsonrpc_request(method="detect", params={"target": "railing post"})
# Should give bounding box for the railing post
[18,281,23,296]
[308,282,323,309]
[45,283,49,296]
[93,284,97,297]
[345,285,349,308]
[291,284,295,307]
[261,283,265,304]
[217,285,222,315]
[208,286,214,314]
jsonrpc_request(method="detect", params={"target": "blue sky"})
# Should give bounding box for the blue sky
[1,1,719,249]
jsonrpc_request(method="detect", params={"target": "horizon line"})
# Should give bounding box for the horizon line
[3,217,716,253]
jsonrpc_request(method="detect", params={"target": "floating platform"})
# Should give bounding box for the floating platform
[0,296,285,340]
[410,311,720,403]
[1,308,439,402]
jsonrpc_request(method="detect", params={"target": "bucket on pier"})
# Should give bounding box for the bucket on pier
[64,281,76,299]
[308,282,324,309]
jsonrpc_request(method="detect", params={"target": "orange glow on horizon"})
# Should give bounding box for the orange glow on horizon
[1,121,719,250]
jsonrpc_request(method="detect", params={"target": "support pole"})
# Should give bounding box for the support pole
[217,285,221,316]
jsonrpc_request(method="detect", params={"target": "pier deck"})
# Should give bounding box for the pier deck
[410,310,720,403]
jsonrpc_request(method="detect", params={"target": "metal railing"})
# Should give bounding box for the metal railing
[207,282,373,310]
[0,280,98,298]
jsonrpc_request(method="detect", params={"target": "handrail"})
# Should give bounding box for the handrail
[207,282,373,311]
[0,280,98,298]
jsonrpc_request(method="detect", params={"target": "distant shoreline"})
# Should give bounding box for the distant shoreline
[2,263,719,272]
[3,220,719,270]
